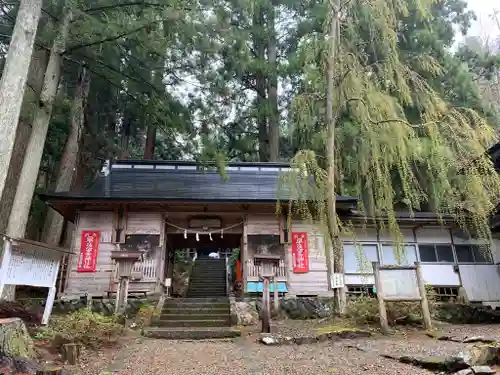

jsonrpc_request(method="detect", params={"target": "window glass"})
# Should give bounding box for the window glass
[436,245,454,262]
[472,245,492,263]
[419,245,437,262]
[382,245,417,265]
[455,245,474,263]
[344,244,378,273]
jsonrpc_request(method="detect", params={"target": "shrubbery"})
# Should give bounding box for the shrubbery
[345,287,437,327]
[34,309,124,349]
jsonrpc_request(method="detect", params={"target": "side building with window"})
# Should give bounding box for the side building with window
[341,212,500,305]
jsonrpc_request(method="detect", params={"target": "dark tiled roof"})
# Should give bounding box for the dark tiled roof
[38,160,358,204]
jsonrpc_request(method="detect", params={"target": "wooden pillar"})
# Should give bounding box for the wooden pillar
[273,277,279,314]
[242,215,248,293]
[415,262,432,330]
[115,277,130,314]
[261,277,270,333]
[372,261,389,334]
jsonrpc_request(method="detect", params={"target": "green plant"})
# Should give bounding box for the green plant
[36,309,124,349]
[345,295,436,327]
[134,302,158,328]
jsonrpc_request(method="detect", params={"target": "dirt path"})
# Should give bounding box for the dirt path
[67,324,500,375]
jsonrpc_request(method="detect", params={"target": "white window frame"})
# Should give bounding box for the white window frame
[343,241,380,275]
[379,243,418,266]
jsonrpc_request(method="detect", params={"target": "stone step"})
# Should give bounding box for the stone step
[154,318,230,328]
[188,285,226,290]
[190,273,226,278]
[163,302,229,309]
[160,313,230,321]
[143,327,241,340]
[186,294,227,298]
[162,307,230,315]
[163,297,229,303]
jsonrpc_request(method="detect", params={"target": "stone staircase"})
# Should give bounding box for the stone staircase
[145,258,240,340]
[187,258,227,298]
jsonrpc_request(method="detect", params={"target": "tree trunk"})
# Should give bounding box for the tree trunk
[42,66,90,246]
[326,0,345,313]
[267,1,279,162]
[0,49,49,234]
[144,124,156,159]
[2,7,71,301]
[0,0,42,212]
[253,7,268,162]
[5,6,72,245]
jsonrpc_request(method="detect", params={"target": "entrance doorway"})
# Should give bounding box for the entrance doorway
[165,233,241,297]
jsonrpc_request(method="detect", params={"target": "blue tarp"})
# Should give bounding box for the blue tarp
[246,281,288,293]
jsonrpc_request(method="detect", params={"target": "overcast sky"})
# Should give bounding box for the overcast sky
[457,1,499,44]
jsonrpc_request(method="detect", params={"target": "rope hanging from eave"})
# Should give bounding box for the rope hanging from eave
[165,221,244,240]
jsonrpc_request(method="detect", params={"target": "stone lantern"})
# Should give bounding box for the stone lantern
[253,254,281,333]
[111,251,142,314]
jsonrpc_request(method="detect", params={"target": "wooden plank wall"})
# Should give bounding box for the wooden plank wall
[65,211,165,297]
[65,211,116,296]
[245,215,330,296]
[287,221,329,296]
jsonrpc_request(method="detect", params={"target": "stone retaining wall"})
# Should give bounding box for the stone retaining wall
[23,297,158,318]
[230,296,335,326]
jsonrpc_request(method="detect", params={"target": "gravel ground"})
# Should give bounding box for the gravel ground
[67,324,500,375]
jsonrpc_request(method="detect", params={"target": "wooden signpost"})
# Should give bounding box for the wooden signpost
[372,261,432,334]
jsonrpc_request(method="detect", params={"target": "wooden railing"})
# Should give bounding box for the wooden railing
[114,256,157,282]
[246,259,286,278]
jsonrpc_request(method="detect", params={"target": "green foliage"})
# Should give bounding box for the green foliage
[34,309,124,349]
[345,293,436,326]
[134,302,159,328]
[279,0,500,263]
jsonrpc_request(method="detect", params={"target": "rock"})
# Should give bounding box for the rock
[434,303,500,324]
[394,355,469,372]
[279,297,334,320]
[463,337,498,344]
[0,318,36,359]
[462,345,500,366]
[335,330,372,339]
[455,369,473,375]
[260,336,278,345]
[0,300,43,325]
[230,299,259,326]
[470,365,496,374]
[294,336,317,345]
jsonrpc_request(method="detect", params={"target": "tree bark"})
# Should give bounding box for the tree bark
[326,0,345,313]
[253,7,268,162]
[41,66,90,246]
[5,6,72,246]
[144,124,156,159]
[0,0,42,213]
[0,49,49,233]
[267,1,279,162]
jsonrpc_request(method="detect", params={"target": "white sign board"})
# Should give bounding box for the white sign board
[379,268,420,300]
[0,237,68,325]
[5,247,60,288]
[331,273,344,289]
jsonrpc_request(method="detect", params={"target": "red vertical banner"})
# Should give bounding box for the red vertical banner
[77,231,100,272]
[291,232,309,273]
